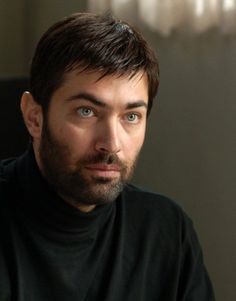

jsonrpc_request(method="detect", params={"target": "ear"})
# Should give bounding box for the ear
[20,91,43,139]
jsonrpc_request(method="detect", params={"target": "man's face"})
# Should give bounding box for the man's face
[36,69,148,209]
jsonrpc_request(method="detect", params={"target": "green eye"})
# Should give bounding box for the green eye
[78,107,94,117]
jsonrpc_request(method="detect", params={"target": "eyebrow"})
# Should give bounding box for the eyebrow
[66,92,148,110]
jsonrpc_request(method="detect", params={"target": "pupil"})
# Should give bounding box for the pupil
[129,114,135,120]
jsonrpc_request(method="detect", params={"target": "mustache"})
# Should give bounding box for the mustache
[79,152,126,168]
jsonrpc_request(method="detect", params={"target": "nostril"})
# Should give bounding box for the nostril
[95,143,121,154]
[99,147,109,153]
[107,156,114,164]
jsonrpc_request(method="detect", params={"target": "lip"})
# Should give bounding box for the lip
[85,164,121,178]
[85,164,121,171]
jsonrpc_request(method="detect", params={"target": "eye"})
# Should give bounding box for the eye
[77,107,94,118]
[125,113,140,123]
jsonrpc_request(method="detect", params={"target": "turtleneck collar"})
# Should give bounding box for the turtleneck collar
[14,146,116,240]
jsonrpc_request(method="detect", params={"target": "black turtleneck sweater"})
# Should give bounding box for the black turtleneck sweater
[0,149,215,300]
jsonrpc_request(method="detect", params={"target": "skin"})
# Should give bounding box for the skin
[21,69,149,212]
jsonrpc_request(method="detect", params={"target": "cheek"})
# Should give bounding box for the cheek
[56,123,94,155]
[122,130,146,161]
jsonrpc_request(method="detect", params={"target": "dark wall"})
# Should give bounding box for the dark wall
[0,79,29,159]
[133,31,236,301]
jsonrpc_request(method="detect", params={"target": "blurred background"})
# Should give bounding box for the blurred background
[0,1,235,300]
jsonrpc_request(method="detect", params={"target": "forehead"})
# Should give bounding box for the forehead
[64,68,147,86]
[55,68,149,101]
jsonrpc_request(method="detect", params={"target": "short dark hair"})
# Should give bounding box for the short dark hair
[30,12,159,114]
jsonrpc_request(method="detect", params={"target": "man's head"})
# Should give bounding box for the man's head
[30,12,159,115]
[21,12,160,211]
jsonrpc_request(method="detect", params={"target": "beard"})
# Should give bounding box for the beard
[39,121,139,208]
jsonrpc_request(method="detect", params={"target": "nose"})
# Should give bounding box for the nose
[95,119,121,154]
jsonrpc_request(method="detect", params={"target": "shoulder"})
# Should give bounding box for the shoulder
[0,157,17,181]
[122,183,203,241]
[0,157,18,199]
[123,183,188,221]
[120,185,201,259]
[121,184,194,237]
[124,183,179,205]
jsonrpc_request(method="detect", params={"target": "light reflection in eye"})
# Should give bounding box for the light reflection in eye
[78,107,94,117]
[126,113,140,123]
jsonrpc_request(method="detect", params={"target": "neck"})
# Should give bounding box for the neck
[59,193,96,212]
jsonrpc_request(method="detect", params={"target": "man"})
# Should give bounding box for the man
[0,12,214,300]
